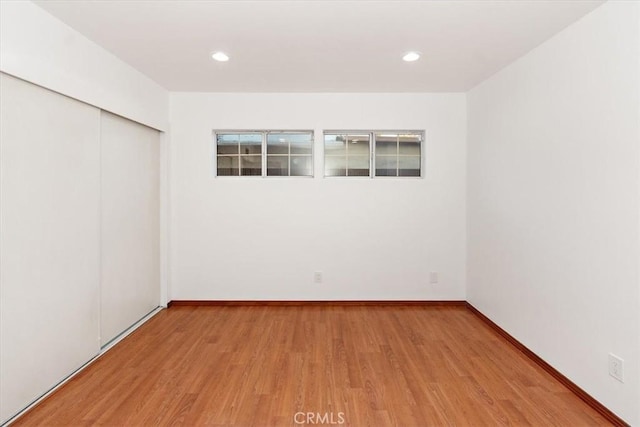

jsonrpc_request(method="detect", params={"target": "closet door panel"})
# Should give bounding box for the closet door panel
[100,111,160,346]
[0,73,101,423]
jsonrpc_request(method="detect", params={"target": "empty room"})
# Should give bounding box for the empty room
[0,0,639,425]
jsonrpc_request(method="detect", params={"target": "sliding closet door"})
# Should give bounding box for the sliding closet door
[0,74,101,423]
[100,111,160,346]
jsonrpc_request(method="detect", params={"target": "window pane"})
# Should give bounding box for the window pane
[267,155,288,176]
[267,134,288,154]
[290,133,312,154]
[399,134,421,156]
[375,134,397,155]
[239,133,262,155]
[217,134,239,155]
[240,155,262,176]
[348,155,369,176]
[348,136,370,156]
[325,156,346,176]
[324,134,346,156]
[290,156,312,176]
[217,156,239,176]
[217,134,238,143]
[376,155,397,176]
[398,156,421,176]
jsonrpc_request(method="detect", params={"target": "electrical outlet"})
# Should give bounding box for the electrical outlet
[429,271,438,284]
[313,271,323,284]
[608,353,624,382]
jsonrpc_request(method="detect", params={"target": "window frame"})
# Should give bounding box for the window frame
[323,130,424,178]
[213,130,315,178]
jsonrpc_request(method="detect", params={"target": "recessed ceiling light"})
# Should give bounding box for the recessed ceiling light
[402,51,420,62]
[211,51,229,62]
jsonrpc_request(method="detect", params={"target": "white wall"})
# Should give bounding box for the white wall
[169,93,466,300]
[467,1,639,424]
[0,1,168,131]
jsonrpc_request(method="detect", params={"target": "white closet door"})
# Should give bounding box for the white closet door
[0,73,101,423]
[100,111,160,346]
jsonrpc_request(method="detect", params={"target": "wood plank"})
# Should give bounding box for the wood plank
[13,306,614,426]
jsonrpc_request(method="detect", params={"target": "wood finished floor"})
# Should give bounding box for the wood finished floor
[14,306,610,426]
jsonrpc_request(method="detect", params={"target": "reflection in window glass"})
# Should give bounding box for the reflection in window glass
[375,132,421,177]
[291,156,313,176]
[266,132,313,177]
[267,135,288,154]
[266,155,288,176]
[324,134,346,156]
[217,155,239,176]
[240,155,261,176]
[216,132,262,176]
[325,131,422,177]
[375,156,398,177]
[324,133,371,177]
[324,155,346,176]
[239,133,262,155]
[348,155,370,176]
[375,134,397,155]
[217,134,239,155]
[215,131,313,177]
[398,155,421,177]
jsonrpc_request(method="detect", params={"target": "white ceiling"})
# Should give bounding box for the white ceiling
[33,0,605,92]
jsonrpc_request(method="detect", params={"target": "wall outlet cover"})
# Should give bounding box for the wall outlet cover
[608,353,624,383]
[429,271,439,284]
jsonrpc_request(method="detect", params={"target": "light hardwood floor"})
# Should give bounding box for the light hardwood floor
[14,306,611,426]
